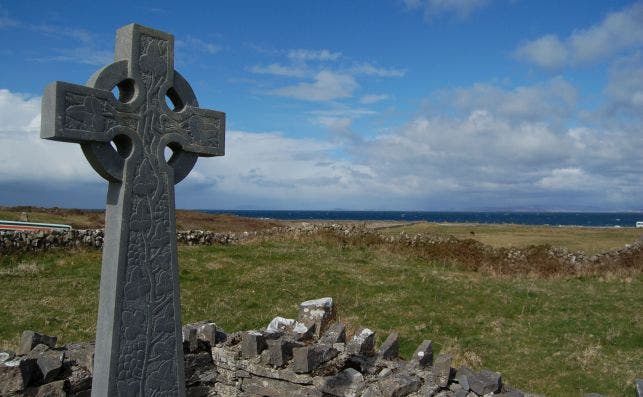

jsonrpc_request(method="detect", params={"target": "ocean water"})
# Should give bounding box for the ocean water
[203,210,643,228]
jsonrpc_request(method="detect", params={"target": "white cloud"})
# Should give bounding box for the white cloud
[248,63,307,77]
[536,168,595,190]
[352,63,406,77]
[604,52,643,113]
[176,36,221,55]
[405,0,490,20]
[516,1,643,68]
[270,71,358,101]
[514,34,568,70]
[287,49,342,62]
[360,94,389,104]
[0,89,99,184]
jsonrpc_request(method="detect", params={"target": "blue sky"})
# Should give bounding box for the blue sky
[0,0,642,210]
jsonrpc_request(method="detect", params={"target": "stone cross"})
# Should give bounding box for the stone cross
[40,24,225,396]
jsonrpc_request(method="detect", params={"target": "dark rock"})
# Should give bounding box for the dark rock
[267,337,299,367]
[184,351,215,386]
[468,369,502,395]
[19,331,57,355]
[293,344,339,373]
[320,323,346,345]
[455,367,474,391]
[319,367,365,397]
[186,385,213,397]
[242,375,322,396]
[410,340,433,368]
[347,328,375,355]
[22,379,66,396]
[0,360,31,394]
[64,365,92,395]
[379,332,399,360]
[432,354,453,388]
[36,349,64,383]
[241,331,267,359]
[63,342,95,373]
[183,325,199,353]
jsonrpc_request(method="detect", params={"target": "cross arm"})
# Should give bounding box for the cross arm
[162,108,225,157]
[41,81,117,143]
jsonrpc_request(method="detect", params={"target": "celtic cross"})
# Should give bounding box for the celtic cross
[40,24,225,396]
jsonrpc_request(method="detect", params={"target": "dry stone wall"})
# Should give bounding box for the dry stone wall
[1,224,641,275]
[2,297,635,397]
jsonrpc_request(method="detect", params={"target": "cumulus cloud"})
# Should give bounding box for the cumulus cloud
[270,71,358,101]
[516,1,643,69]
[404,0,490,20]
[248,63,307,77]
[351,63,406,77]
[604,52,643,113]
[287,49,341,62]
[0,89,99,184]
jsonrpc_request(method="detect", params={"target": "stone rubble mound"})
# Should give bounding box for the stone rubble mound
[2,297,634,397]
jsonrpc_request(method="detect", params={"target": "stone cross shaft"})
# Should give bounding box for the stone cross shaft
[41,24,225,396]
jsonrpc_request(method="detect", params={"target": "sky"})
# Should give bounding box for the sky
[0,0,642,211]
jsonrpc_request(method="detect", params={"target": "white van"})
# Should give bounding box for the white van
[636,221,643,228]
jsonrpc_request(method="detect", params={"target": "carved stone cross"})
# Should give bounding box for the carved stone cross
[40,24,225,396]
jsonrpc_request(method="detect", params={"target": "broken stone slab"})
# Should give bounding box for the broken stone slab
[362,373,422,397]
[183,325,199,353]
[410,340,433,368]
[320,323,346,345]
[242,361,315,385]
[379,332,400,360]
[185,320,227,349]
[347,328,376,355]
[298,297,335,337]
[317,367,365,397]
[266,316,296,333]
[242,375,323,397]
[455,367,474,391]
[432,354,453,388]
[267,337,300,367]
[18,330,57,355]
[293,344,339,373]
[64,365,92,395]
[468,369,502,395]
[241,331,267,359]
[0,360,32,395]
[293,322,317,341]
[36,349,64,383]
[22,379,66,397]
[62,342,95,373]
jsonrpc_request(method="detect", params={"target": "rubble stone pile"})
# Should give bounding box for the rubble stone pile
[6,297,631,397]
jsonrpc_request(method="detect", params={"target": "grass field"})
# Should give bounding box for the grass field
[0,233,641,396]
[381,222,642,255]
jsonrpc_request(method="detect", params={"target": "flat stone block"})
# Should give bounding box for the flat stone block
[455,367,474,391]
[65,365,93,395]
[22,379,66,397]
[319,367,365,397]
[19,330,57,355]
[241,331,267,359]
[379,332,399,360]
[293,344,339,373]
[63,342,95,373]
[183,325,199,353]
[267,337,299,367]
[347,328,375,355]
[0,360,31,394]
[468,369,502,395]
[298,297,334,337]
[411,340,433,367]
[320,323,346,345]
[432,354,453,388]
[242,376,322,397]
[36,349,64,383]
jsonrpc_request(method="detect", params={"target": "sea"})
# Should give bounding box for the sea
[202,210,643,228]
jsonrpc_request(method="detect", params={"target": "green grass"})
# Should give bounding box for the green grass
[1,237,641,396]
[381,222,642,255]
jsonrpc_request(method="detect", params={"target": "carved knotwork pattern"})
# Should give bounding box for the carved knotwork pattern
[114,34,179,396]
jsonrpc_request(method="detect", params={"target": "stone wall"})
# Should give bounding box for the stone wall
[0,298,536,397]
[1,224,641,275]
